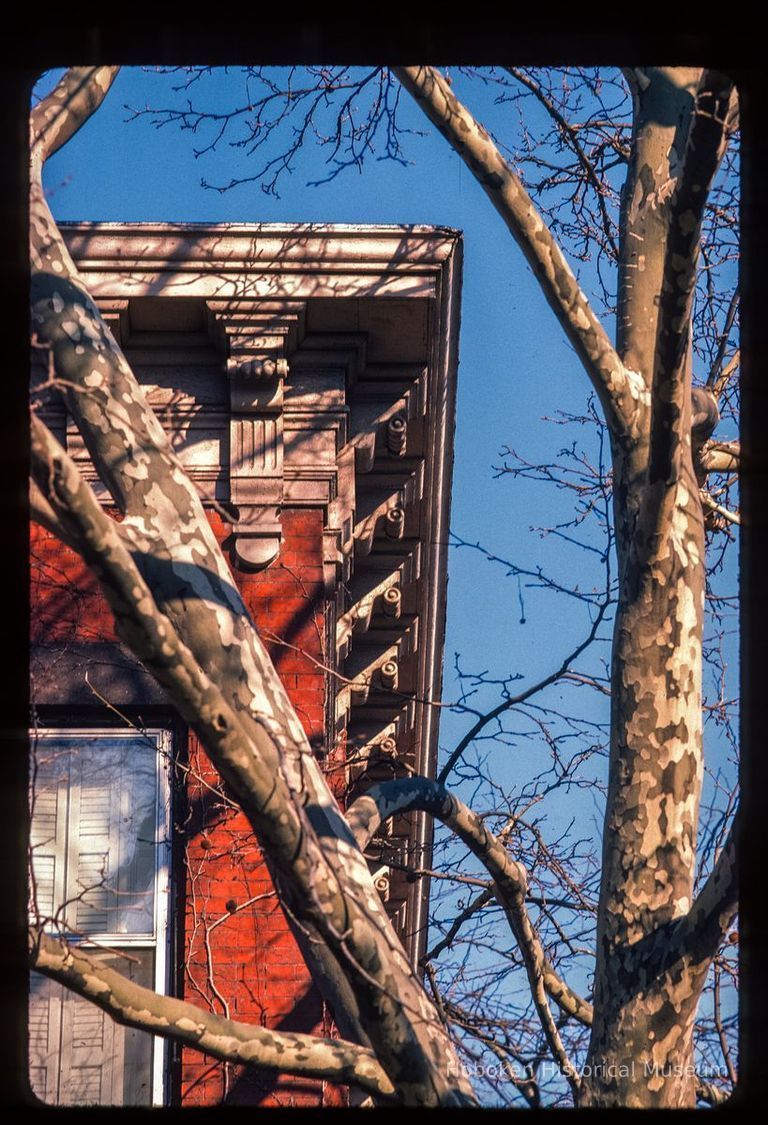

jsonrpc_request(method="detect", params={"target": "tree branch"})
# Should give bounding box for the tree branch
[705,290,739,390]
[393,66,638,439]
[503,67,619,260]
[712,348,740,402]
[31,67,120,163]
[348,776,592,1093]
[30,472,77,548]
[699,439,739,474]
[422,886,495,965]
[701,491,740,526]
[679,812,738,975]
[30,929,395,1100]
[696,1080,730,1106]
[649,71,735,486]
[438,589,610,784]
[441,997,541,1107]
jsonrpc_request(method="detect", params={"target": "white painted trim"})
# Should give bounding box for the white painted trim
[30,727,173,1106]
[152,728,172,1106]
[61,222,459,303]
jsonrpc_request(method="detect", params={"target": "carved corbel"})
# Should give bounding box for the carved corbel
[386,414,407,456]
[379,659,399,691]
[371,865,391,902]
[377,736,398,758]
[227,356,289,570]
[206,297,301,571]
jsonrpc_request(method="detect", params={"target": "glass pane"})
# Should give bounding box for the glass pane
[29,949,155,1106]
[29,733,160,936]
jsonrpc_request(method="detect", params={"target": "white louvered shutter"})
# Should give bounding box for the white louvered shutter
[28,975,63,1104]
[58,983,124,1104]
[29,731,169,1106]
[29,748,69,926]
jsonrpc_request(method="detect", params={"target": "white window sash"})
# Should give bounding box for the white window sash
[30,727,172,1106]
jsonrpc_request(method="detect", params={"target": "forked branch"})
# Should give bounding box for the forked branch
[347,776,591,1095]
[393,65,638,439]
[649,71,735,486]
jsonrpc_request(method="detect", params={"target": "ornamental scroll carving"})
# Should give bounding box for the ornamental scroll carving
[227,356,287,570]
[207,300,299,571]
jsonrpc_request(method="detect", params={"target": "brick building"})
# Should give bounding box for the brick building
[29,223,462,1106]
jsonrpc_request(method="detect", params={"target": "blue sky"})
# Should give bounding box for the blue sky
[37,67,618,798]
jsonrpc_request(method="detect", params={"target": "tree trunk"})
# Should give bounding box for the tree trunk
[582,67,711,1108]
[582,449,706,1107]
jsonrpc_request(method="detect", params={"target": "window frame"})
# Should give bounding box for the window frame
[29,725,173,1106]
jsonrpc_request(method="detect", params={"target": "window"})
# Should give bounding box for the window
[28,729,172,1106]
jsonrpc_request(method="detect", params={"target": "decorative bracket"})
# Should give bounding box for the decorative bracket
[227,356,288,569]
[206,300,305,570]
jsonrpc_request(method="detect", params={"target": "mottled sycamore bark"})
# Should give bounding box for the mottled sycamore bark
[29,69,474,1107]
[397,66,738,1107]
[583,70,736,1109]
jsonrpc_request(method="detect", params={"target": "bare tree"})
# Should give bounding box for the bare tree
[29,64,739,1109]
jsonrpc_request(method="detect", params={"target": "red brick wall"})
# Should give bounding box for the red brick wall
[180,510,344,1107]
[31,522,120,645]
[30,510,347,1107]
